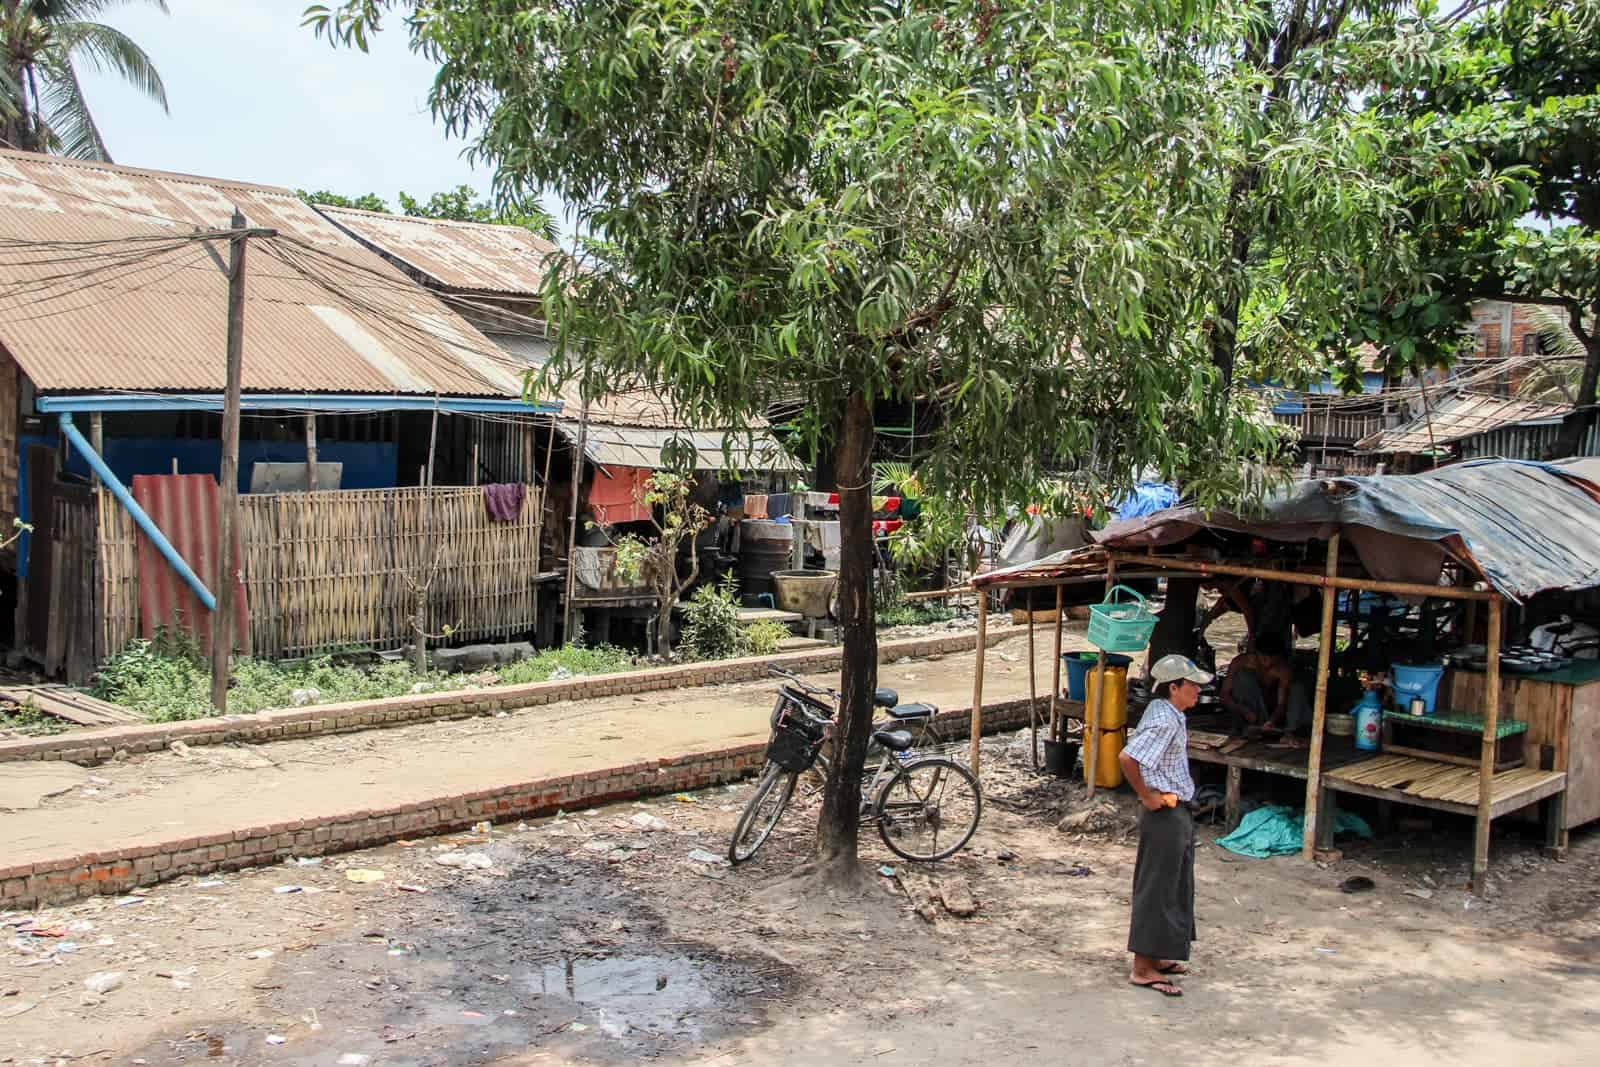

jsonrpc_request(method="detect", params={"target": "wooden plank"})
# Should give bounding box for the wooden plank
[1105,550,1495,601]
[0,684,140,725]
[1567,681,1600,829]
[1383,742,1522,773]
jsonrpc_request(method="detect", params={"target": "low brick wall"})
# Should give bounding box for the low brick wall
[0,696,1040,909]
[0,630,1012,767]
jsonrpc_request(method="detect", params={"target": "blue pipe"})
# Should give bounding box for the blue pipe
[58,413,217,612]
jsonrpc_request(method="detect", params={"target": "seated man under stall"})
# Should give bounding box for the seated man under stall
[1217,633,1313,745]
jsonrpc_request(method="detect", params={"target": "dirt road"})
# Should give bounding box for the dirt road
[1,630,1070,871]
[3,731,1596,1067]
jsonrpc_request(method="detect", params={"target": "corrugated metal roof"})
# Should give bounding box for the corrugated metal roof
[0,150,538,399]
[317,205,557,295]
[1357,393,1570,455]
[565,422,805,473]
[1039,459,1600,602]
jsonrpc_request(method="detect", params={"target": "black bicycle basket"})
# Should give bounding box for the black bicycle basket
[766,699,829,772]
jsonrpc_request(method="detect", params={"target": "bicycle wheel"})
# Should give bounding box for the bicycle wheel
[728,761,799,864]
[874,757,982,862]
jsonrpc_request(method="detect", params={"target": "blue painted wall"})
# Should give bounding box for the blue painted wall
[1260,371,1386,415]
[16,432,399,577]
[59,438,399,493]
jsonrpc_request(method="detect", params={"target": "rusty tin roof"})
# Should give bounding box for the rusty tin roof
[316,204,558,296]
[0,150,534,398]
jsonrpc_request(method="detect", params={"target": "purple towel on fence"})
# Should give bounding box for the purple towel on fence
[483,483,526,522]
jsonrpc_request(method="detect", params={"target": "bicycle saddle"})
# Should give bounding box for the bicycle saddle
[872,728,916,752]
[884,702,936,720]
[873,688,898,708]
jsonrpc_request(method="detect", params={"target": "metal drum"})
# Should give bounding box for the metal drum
[737,521,794,606]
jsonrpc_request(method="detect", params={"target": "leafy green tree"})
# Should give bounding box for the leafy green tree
[296,188,392,212]
[305,0,1452,883]
[0,0,169,161]
[1361,0,1600,453]
[298,182,556,239]
[399,183,556,240]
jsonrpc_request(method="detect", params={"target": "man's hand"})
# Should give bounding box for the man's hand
[1140,791,1174,812]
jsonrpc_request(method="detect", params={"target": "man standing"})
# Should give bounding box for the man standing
[1119,653,1211,998]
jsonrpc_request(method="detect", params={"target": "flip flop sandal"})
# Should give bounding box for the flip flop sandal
[1157,963,1190,975]
[1131,979,1183,997]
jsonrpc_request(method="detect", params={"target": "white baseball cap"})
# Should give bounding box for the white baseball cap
[1150,654,1213,686]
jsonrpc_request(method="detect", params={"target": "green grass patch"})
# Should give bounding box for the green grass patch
[492,644,637,685]
[90,629,638,722]
[876,602,956,628]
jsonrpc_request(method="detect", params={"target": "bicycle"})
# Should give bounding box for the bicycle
[727,667,983,865]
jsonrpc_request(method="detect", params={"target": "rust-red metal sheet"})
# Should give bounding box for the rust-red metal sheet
[131,474,247,655]
[0,150,529,398]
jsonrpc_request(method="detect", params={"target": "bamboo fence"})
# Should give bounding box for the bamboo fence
[95,485,542,661]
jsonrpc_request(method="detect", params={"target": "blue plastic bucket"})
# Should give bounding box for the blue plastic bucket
[1392,663,1446,716]
[1063,651,1132,701]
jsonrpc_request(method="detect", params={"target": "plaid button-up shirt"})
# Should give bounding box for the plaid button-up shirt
[1123,698,1195,802]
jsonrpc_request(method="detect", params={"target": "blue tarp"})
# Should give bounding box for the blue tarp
[1115,482,1180,522]
[1217,804,1374,858]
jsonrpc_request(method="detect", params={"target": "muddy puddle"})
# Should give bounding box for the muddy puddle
[124,851,792,1065]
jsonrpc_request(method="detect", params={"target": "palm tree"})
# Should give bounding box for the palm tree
[1,0,169,161]
[1518,307,1597,407]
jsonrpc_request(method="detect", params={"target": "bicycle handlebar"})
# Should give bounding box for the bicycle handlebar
[767,665,840,702]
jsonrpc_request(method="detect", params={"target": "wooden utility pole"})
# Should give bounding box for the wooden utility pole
[210,210,249,713]
[304,415,319,491]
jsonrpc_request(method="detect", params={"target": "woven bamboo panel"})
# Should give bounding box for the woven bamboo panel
[240,485,542,658]
[97,485,541,662]
[95,489,140,662]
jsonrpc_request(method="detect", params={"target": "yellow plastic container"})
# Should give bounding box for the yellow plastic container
[1085,664,1130,731]
[1085,726,1126,789]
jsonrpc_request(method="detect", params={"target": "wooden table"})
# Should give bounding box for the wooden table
[1316,753,1567,851]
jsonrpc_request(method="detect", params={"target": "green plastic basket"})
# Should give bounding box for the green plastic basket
[1087,584,1158,652]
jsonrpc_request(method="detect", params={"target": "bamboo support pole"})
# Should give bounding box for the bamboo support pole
[1105,551,1492,602]
[1086,558,1116,799]
[969,591,987,776]
[304,415,319,492]
[1049,585,1064,743]
[88,414,103,487]
[1473,598,1503,891]
[1027,608,1039,769]
[1300,533,1342,858]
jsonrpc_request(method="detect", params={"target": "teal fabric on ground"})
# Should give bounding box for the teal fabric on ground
[1216,805,1374,858]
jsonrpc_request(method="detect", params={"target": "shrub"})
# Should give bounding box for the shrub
[742,619,790,657]
[680,575,745,661]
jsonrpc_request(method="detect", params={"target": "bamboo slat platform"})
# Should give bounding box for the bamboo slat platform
[1324,753,1566,819]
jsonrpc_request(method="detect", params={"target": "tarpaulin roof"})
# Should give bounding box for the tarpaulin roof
[978,459,1600,603]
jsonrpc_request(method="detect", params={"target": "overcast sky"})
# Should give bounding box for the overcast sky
[78,0,567,228]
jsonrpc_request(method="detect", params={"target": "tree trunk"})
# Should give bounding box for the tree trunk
[1554,302,1600,458]
[1210,166,1257,389]
[815,389,877,884]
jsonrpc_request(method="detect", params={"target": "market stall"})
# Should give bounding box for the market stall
[968,458,1600,889]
